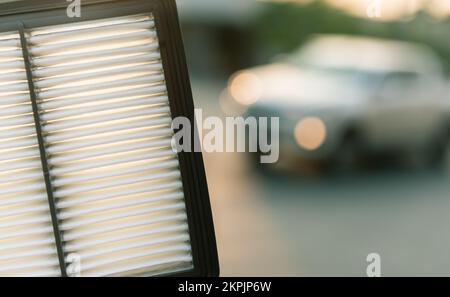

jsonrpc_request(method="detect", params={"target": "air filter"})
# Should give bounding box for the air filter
[0,0,218,277]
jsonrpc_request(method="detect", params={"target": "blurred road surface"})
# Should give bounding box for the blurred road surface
[191,77,450,277]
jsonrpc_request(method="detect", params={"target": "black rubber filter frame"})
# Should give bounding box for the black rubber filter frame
[0,0,219,277]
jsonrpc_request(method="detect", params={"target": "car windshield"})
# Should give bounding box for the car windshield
[301,64,386,87]
[282,38,433,84]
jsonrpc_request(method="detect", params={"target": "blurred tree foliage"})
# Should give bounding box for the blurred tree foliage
[249,0,450,74]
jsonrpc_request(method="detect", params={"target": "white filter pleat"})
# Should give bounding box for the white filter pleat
[0,32,60,277]
[28,14,193,277]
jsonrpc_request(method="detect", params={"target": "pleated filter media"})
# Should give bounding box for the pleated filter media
[0,31,61,277]
[0,14,195,277]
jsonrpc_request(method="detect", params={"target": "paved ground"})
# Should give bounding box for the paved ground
[192,78,450,276]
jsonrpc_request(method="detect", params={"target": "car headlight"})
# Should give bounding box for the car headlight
[228,71,263,106]
[294,117,327,151]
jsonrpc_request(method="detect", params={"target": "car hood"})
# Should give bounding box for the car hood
[248,63,372,108]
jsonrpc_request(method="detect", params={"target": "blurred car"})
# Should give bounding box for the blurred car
[228,34,450,170]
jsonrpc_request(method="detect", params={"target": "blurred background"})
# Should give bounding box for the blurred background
[175,0,450,276]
